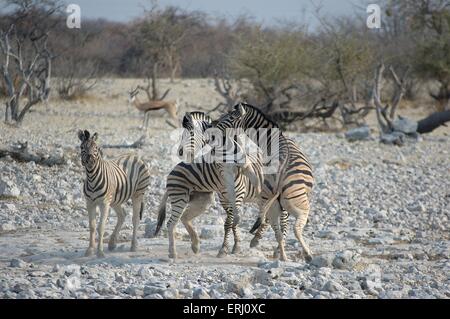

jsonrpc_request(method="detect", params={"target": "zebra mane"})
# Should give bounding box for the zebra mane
[236,103,280,129]
[191,112,212,125]
[183,111,212,130]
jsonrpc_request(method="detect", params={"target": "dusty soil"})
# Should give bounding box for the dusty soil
[0,78,449,299]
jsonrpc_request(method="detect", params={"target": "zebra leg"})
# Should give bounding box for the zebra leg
[217,206,233,258]
[109,205,126,251]
[167,195,189,259]
[222,164,240,227]
[85,201,97,257]
[282,199,312,262]
[231,224,241,254]
[130,196,143,252]
[181,192,213,254]
[250,199,284,249]
[273,210,289,259]
[231,207,242,254]
[97,203,111,258]
[250,220,270,248]
[268,207,287,261]
[293,211,312,262]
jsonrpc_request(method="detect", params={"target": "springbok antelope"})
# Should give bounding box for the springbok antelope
[128,87,179,128]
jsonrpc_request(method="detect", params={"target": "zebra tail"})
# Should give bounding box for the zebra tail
[250,217,262,234]
[250,192,280,234]
[154,192,168,237]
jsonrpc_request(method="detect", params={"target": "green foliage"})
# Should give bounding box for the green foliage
[229,26,313,102]
[415,34,450,84]
[311,26,377,100]
[412,7,450,86]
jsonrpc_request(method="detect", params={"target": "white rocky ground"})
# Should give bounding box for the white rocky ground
[0,79,449,299]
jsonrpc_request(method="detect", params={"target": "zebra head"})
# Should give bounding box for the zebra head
[215,102,279,133]
[178,112,212,162]
[78,130,100,169]
[215,103,248,132]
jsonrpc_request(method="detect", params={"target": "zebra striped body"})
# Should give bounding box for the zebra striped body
[155,112,265,259]
[78,130,151,258]
[83,154,150,207]
[213,103,314,261]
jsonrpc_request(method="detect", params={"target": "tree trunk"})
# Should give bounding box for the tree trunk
[417,110,450,134]
[11,99,19,122]
[0,141,66,166]
[4,103,11,123]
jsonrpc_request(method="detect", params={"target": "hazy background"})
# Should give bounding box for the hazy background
[1,0,449,128]
[60,0,357,27]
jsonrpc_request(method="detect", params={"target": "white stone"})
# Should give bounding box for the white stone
[10,258,27,268]
[0,179,20,198]
[0,222,16,232]
[193,287,210,299]
[345,126,370,141]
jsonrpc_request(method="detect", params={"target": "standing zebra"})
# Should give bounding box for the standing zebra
[212,103,314,261]
[78,130,151,258]
[154,112,265,259]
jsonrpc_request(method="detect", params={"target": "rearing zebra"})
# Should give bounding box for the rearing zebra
[212,103,314,261]
[78,130,151,258]
[184,112,290,259]
[154,112,265,259]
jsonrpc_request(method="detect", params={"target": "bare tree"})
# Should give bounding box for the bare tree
[1,25,53,124]
[56,60,99,100]
[54,33,100,100]
[0,0,61,124]
[133,3,202,99]
[373,63,410,134]
[209,70,244,114]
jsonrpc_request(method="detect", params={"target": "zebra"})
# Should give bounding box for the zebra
[78,130,151,258]
[178,111,290,259]
[154,112,266,259]
[211,103,314,261]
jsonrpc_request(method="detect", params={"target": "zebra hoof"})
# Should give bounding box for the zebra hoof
[305,254,313,263]
[250,237,259,248]
[169,252,177,259]
[217,250,228,258]
[232,245,241,254]
[97,251,106,258]
[191,243,200,254]
[84,248,94,257]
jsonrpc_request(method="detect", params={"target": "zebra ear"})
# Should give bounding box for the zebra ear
[84,130,90,140]
[78,130,86,142]
[182,112,193,129]
[92,132,98,142]
[236,103,247,116]
[204,115,213,125]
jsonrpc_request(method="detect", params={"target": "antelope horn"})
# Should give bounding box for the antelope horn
[129,87,139,96]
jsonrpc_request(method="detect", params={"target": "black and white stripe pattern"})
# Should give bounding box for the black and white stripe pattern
[213,103,314,261]
[78,130,151,258]
[155,112,264,259]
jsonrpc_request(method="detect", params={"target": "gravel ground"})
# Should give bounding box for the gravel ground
[0,79,449,299]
